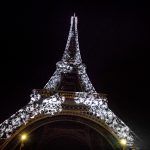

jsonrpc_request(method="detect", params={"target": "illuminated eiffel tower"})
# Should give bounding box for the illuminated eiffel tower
[0,14,140,150]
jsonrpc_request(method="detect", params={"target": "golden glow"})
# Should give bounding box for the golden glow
[20,133,28,142]
[120,138,127,146]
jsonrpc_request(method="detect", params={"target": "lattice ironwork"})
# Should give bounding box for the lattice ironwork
[0,15,137,148]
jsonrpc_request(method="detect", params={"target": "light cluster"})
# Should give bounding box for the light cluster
[0,93,64,139]
[0,15,136,148]
[44,16,95,93]
[0,92,134,146]
[44,61,95,93]
[74,92,134,146]
[62,16,82,65]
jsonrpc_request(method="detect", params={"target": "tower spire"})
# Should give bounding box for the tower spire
[62,15,82,65]
[44,15,95,93]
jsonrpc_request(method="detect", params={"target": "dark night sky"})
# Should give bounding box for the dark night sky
[0,0,150,149]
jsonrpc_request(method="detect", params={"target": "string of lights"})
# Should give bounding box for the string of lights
[0,15,135,147]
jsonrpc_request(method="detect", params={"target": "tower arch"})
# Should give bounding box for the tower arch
[1,113,122,150]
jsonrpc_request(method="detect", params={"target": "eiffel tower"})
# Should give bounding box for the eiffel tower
[0,15,140,150]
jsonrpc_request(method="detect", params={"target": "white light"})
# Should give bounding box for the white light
[0,93,64,139]
[74,92,134,146]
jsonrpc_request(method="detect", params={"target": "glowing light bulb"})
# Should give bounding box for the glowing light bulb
[120,138,127,146]
[20,133,28,142]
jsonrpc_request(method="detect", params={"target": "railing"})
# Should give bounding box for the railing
[32,89,107,100]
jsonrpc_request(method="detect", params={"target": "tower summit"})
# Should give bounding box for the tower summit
[44,15,95,93]
[62,14,82,64]
[0,15,140,150]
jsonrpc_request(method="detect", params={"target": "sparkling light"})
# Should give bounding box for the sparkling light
[74,92,134,146]
[0,93,64,139]
[44,16,95,93]
[0,15,136,148]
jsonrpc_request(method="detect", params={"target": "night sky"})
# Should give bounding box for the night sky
[0,0,150,149]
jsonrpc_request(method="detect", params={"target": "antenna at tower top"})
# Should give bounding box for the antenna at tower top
[73,12,76,17]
